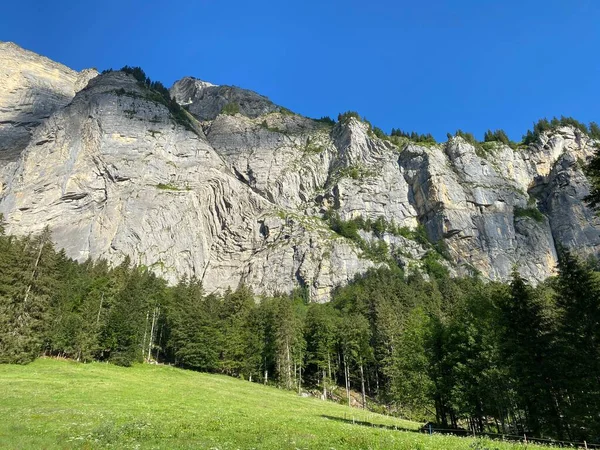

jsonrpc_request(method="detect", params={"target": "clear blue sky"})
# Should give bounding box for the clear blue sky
[2,0,599,141]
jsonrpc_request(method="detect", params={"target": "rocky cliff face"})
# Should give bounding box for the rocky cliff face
[399,130,600,281]
[0,42,97,163]
[1,43,598,301]
[170,77,279,121]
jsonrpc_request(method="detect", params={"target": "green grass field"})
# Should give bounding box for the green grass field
[0,358,550,449]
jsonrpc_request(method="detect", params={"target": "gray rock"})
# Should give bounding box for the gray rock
[171,77,279,121]
[1,43,600,300]
[329,119,419,228]
[396,132,598,282]
[537,153,600,256]
[0,65,372,302]
[205,112,336,210]
[0,41,97,163]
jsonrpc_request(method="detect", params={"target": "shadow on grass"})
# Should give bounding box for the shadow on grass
[321,415,418,433]
[322,416,600,449]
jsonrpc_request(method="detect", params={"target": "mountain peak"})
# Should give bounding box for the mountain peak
[170,77,278,121]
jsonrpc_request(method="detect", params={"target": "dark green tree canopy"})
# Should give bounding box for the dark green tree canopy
[2,225,600,441]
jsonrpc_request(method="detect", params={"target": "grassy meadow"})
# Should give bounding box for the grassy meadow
[0,358,552,449]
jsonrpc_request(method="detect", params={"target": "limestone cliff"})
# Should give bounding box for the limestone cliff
[0,43,598,301]
[0,42,97,162]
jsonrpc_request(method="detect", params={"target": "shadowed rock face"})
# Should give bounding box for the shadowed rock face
[538,153,600,256]
[170,77,279,121]
[0,43,599,301]
[0,41,97,163]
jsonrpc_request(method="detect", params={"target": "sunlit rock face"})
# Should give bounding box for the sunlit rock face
[1,43,599,301]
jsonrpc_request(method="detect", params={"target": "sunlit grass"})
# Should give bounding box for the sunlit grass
[0,358,550,449]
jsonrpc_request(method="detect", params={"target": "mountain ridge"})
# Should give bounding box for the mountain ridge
[0,42,598,301]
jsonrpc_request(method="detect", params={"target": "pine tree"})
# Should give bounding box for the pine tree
[165,278,222,371]
[496,270,563,437]
[390,306,434,421]
[554,250,600,439]
[334,311,373,407]
[589,121,600,140]
[584,143,600,210]
[101,267,155,366]
[0,228,58,363]
[272,293,306,390]
[305,304,339,398]
[220,285,261,378]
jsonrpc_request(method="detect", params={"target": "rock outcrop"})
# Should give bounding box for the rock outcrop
[0,41,97,163]
[170,77,279,121]
[0,43,599,300]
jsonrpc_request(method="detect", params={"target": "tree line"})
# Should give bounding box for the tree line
[1,215,600,442]
[391,129,437,144]
[336,110,599,149]
[523,116,600,145]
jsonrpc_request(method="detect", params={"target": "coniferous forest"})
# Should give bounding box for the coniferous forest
[2,214,600,443]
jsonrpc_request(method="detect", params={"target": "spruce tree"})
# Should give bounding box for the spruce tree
[496,270,563,437]
[220,285,261,378]
[101,268,154,366]
[305,304,339,397]
[554,250,600,439]
[0,228,58,363]
[165,278,222,371]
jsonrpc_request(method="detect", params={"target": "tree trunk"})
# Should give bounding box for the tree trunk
[23,236,45,305]
[344,352,350,407]
[147,307,157,361]
[96,293,104,325]
[277,358,281,384]
[155,324,163,361]
[142,310,149,359]
[337,351,342,384]
[360,363,366,409]
[285,340,292,390]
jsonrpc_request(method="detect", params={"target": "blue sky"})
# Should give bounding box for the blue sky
[3,0,599,141]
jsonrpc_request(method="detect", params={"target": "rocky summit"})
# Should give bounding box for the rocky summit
[0,42,598,301]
